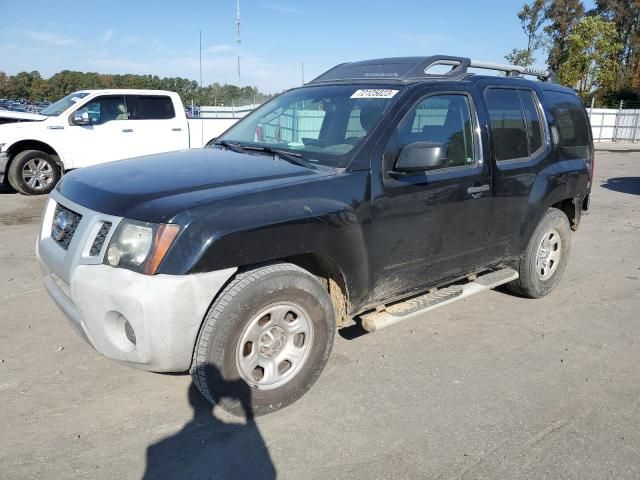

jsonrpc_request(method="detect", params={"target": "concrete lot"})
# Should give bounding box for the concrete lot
[1,150,639,480]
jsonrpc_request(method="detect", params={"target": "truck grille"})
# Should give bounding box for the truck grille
[89,222,112,256]
[51,204,82,250]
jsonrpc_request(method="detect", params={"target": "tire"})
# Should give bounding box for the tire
[7,150,61,195]
[508,207,572,298]
[191,263,336,417]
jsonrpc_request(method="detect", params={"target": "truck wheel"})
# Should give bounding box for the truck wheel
[7,150,61,195]
[508,207,571,298]
[191,263,336,416]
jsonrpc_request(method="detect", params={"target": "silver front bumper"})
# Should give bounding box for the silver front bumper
[37,191,237,372]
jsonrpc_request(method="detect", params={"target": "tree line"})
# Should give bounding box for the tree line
[506,0,639,106]
[0,70,274,106]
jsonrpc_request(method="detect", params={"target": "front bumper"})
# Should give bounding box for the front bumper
[37,191,237,372]
[0,152,8,183]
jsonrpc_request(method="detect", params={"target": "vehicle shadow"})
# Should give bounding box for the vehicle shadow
[601,177,640,196]
[143,368,276,480]
[0,184,16,195]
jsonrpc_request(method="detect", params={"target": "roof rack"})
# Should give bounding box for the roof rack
[309,55,555,84]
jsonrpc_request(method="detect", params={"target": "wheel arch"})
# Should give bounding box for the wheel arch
[6,140,63,175]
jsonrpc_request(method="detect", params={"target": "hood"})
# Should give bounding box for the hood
[57,148,333,223]
[0,110,47,122]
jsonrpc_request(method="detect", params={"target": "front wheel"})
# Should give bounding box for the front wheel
[191,263,336,416]
[7,150,61,195]
[508,207,572,298]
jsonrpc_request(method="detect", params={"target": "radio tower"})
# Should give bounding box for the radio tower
[236,0,241,86]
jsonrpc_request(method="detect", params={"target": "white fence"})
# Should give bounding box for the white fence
[589,107,640,143]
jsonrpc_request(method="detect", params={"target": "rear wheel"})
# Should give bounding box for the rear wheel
[7,150,61,195]
[508,207,572,298]
[191,263,336,416]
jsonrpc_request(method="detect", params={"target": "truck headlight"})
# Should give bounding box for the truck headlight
[105,220,180,274]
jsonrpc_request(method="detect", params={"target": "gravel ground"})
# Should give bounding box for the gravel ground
[0,150,639,480]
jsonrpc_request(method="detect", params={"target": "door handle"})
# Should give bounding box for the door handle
[121,128,134,133]
[172,127,182,132]
[467,184,490,197]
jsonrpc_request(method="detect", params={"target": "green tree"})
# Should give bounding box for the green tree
[506,0,548,67]
[544,0,586,71]
[556,16,623,96]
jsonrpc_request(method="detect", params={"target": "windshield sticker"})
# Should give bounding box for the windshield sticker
[351,89,399,99]
[71,97,82,103]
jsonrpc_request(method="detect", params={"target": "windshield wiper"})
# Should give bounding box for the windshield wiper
[241,145,314,169]
[213,140,246,154]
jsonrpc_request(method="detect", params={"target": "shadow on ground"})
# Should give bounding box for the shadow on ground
[143,369,276,480]
[601,177,640,196]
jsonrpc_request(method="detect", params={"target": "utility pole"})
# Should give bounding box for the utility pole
[236,0,241,87]
[199,30,203,107]
[301,62,304,85]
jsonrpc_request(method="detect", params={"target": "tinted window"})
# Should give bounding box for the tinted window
[520,91,543,153]
[395,94,476,169]
[76,96,127,125]
[545,90,590,159]
[485,89,528,161]
[129,95,175,120]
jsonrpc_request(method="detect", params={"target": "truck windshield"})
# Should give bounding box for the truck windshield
[216,85,402,168]
[40,92,90,116]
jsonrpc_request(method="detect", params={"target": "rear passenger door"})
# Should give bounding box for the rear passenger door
[125,95,189,158]
[481,85,551,262]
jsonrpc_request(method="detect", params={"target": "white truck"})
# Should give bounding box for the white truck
[0,90,238,195]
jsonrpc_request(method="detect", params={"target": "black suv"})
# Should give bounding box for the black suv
[37,56,593,415]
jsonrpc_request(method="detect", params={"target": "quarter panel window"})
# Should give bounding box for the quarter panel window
[395,94,476,169]
[545,90,591,159]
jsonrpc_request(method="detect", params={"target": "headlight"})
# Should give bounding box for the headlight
[104,219,180,274]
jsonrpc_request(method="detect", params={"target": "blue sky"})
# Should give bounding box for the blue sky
[0,0,595,93]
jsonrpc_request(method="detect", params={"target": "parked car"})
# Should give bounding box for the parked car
[37,55,593,416]
[0,89,237,194]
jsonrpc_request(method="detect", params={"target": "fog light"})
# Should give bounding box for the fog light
[124,320,136,345]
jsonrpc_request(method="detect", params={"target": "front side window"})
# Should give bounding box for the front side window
[394,94,476,169]
[216,85,401,168]
[76,96,128,125]
[485,88,545,161]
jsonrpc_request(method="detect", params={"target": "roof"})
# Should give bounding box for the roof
[77,89,178,96]
[309,55,554,85]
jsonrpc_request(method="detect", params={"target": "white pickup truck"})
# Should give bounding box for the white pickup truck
[0,89,238,195]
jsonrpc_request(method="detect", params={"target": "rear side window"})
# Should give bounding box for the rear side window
[544,90,591,159]
[485,88,545,161]
[127,95,175,120]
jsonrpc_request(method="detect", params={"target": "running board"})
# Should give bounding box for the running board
[361,268,519,332]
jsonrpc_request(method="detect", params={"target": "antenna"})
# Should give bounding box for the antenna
[236,0,241,86]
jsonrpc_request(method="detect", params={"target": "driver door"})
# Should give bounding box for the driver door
[369,87,492,302]
[67,95,136,168]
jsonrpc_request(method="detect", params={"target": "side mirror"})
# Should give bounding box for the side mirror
[71,110,90,126]
[393,141,446,174]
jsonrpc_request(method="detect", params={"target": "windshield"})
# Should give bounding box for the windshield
[40,92,90,116]
[216,85,402,168]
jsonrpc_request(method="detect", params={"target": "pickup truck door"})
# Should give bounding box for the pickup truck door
[124,95,189,157]
[369,86,492,303]
[66,95,136,168]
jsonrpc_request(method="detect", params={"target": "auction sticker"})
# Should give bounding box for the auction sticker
[351,89,399,99]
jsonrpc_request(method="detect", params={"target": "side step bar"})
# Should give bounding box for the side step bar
[361,268,519,332]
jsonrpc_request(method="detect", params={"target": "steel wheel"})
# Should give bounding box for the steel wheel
[236,302,314,390]
[22,158,55,192]
[535,228,562,280]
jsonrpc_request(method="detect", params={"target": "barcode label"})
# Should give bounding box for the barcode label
[351,89,399,99]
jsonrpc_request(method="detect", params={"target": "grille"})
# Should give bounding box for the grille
[51,204,82,250]
[89,222,112,256]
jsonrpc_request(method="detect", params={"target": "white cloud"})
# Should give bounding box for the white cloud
[207,44,234,53]
[262,3,302,14]
[99,29,114,45]
[23,30,75,46]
